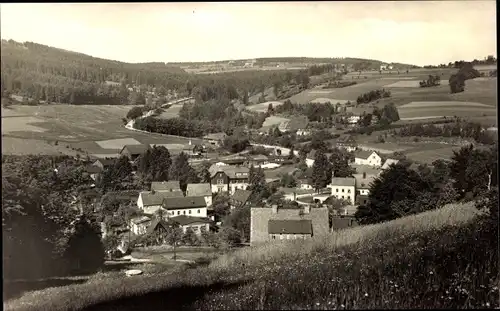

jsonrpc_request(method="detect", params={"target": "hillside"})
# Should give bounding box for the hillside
[5,201,498,311]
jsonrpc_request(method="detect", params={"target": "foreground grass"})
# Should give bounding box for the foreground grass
[5,202,498,311]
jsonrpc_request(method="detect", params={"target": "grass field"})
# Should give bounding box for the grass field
[261,115,289,129]
[405,145,461,164]
[247,101,284,112]
[5,202,497,310]
[1,105,202,156]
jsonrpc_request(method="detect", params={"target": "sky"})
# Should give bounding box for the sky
[0,2,496,66]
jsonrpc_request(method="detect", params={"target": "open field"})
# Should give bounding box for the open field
[246,101,284,112]
[1,105,203,156]
[6,202,496,311]
[405,145,460,164]
[384,80,449,88]
[398,100,496,120]
[2,137,64,155]
[261,115,289,129]
[157,104,183,119]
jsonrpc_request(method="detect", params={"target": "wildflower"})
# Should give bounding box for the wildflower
[429,271,434,275]
[316,302,320,306]
[486,302,490,307]
[364,293,369,297]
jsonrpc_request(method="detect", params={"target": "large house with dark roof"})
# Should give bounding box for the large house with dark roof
[250,205,329,245]
[210,166,250,194]
[137,191,185,214]
[162,196,207,218]
[186,183,213,207]
[120,144,150,161]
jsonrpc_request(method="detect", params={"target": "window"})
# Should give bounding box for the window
[188,210,192,214]
[336,188,339,192]
[342,189,345,193]
[183,210,186,215]
[197,209,200,214]
[217,179,224,185]
[347,189,351,193]
[342,195,344,199]
[193,226,199,232]
[272,235,276,240]
[177,211,180,215]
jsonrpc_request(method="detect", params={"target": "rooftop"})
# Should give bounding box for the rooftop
[382,158,400,170]
[94,158,115,166]
[203,132,227,141]
[331,177,356,187]
[140,191,185,206]
[186,183,211,197]
[147,219,171,235]
[151,181,182,192]
[355,150,377,159]
[210,166,250,179]
[168,215,212,226]
[120,144,150,155]
[268,219,312,234]
[353,173,378,189]
[85,165,102,174]
[232,189,253,204]
[162,196,207,210]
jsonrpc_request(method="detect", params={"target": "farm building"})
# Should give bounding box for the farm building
[250,205,329,245]
[203,132,227,147]
[129,215,152,235]
[85,165,102,181]
[119,144,150,161]
[354,150,382,167]
[298,178,314,190]
[336,135,357,152]
[186,183,213,207]
[167,215,212,235]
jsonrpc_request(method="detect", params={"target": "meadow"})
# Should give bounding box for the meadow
[5,202,497,311]
[1,105,201,157]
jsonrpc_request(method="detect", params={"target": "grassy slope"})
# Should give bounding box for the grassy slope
[5,202,498,311]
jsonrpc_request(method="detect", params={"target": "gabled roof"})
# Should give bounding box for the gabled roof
[331,216,358,230]
[203,132,227,141]
[210,166,249,179]
[130,215,151,225]
[355,150,378,159]
[232,189,253,204]
[353,173,377,189]
[94,158,115,167]
[85,165,102,174]
[151,181,182,192]
[147,219,171,234]
[162,196,207,210]
[167,215,212,226]
[186,183,211,197]
[140,191,185,206]
[120,144,150,155]
[268,219,312,234]
[382,158,399,170]
[331,177,356,187]
[337,135,356,144]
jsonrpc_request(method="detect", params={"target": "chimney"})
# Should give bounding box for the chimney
[271,204,278,214]
[363,172,366,179]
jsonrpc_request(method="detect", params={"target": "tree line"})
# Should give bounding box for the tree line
[356,89,391,105]
[393,119,496,145]
[449,63,481,94]
[355,143,497,225]
[419,75,441,88]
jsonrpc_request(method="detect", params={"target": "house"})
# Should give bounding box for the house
[354,150,382,167]
[186,183,213,207]
[221,156,247,166]
[162,196,207,218]
[119,144,150,161]
[305,150,332,168]
[351,164,382,177]
[354,172,377,196]
[356,194,369,206]
[168,215,211,235]
[347,115,361,124]
[278,116,309,133]
[247,154,269,167]
[146,218,171,243]
[382,158,400,170]
[330,177,356,204]
[279,187,318,201]
[129,215,152,235]
[93,158,115,170]
[137,191,185,214]
[331,215,358,231]
[229,189,253,209]
[85,165,102,181]
[182,142,203,157]
[298,178,314,190]
[296,129,311,136]
[336,135,357,152]
[210,166,250,194]
[380,64,388,71]
[250,205,329,245]
[203,132,227,147]
[151,181,182,193]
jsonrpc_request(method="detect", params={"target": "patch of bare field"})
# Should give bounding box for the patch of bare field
[95,138,143,149]
[261,116,290,128]
[400,101,491,109]
[2,116,48,133]
[1,137,61,155]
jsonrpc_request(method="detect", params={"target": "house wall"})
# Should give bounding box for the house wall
[269,233,311,240]
[211,183,229,193]
[166,207,207,218]
[228,180,249,195]
[204,195,213,207]
[132,222,149,235]
[250,207,329,245]
[330,185,356,204]
[182,223,210,235]
[358,189,370,196]
[354,153,381,167]
[306,158,314,168]
[143,205,163,215]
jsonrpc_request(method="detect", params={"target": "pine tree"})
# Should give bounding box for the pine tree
[311,149,330,192]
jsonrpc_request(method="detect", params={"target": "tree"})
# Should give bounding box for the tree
[222,207,250,243]
[248,166,270,203]
[311,149,330,192]
[181,227,200,246]
[166,223,183,260]
[355,163,433,225]
[329,148,354,178]
[216,227,242,248]
[212,193,231,222]
[114,155,133,180]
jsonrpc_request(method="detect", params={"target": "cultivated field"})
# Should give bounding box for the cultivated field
[398,100,497,120]
[261,115,290,129]
[1,105,202,157]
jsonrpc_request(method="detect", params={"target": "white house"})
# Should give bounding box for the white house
[382,158,399,170]
[186,183,213,207]
[129,216,152,235]
[354,151,382,167]
[347,115,361,124]
[162,196,208,218]
[259,163,281,169]
[330,177,356,204]
[298,178,314,190]
[296,129,311,136]
[137,191,185,214]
